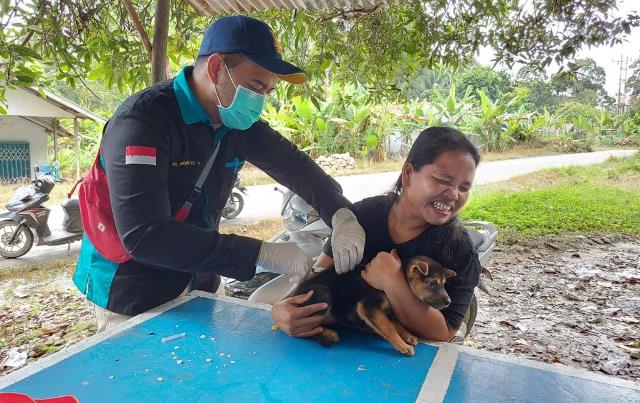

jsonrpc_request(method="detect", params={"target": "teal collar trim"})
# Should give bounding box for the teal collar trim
[174,66,214,126]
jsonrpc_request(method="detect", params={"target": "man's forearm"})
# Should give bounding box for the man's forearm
[123,218,261,280]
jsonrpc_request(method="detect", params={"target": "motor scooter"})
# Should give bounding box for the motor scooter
[0,168,83,258]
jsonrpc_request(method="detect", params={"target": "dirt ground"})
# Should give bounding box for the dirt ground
[469,234,640,382]
[1,234,639,383]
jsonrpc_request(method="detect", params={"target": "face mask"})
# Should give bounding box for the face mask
[213,63,265,130]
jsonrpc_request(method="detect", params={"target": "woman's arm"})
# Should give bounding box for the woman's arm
[361,251,456,341]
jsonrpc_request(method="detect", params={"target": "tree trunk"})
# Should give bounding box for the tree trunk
[151,0,171,84]
[122,0,152,61]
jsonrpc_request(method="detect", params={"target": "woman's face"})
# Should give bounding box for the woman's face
[401,149,477,226]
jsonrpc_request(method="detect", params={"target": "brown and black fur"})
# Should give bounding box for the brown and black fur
[290,255,457,356]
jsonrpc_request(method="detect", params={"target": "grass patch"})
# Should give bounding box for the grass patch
[475,153,640,194]
[0,180,73,207]
[480,144,565,162]
[33,342,61,355]
[66,321,96,338]
[219,217,284,241]
[13,329,44,345]
[463,184,640,236]
[0,257,75,284]
[463,153,640,243]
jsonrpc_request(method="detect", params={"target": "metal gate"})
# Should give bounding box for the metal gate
[0,142,31,183]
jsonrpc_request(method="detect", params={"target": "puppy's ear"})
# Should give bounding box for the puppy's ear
[409,260,429,276]
[443,268,457,279]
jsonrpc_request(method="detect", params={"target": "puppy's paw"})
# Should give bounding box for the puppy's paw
[321,328,340,343]
[403,333,419,346]
[398,343,415,357]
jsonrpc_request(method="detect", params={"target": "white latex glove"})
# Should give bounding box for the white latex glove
[331,208,366,274]
[256,242,314,281]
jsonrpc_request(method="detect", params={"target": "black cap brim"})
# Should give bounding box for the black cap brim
[244,53,307,84]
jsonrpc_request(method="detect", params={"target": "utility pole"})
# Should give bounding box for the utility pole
[613,55,631,114]
[622,57,629,113]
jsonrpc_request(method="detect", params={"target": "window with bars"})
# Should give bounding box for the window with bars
[0,142,31,184]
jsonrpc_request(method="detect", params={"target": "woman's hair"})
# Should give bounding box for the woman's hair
[393,126,480,194]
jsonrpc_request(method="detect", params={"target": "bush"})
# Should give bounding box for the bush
[546,137,594,153]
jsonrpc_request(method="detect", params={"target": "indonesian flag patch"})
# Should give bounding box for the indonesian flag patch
[125,146,157,166]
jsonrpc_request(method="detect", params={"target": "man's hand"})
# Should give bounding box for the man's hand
[361,249,403,292]
[256,242,313,279]
[271,291,328,337]
[331,208,365,274]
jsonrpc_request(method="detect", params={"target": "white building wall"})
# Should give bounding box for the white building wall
[0,115,49,171]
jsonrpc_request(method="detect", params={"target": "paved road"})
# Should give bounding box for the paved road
[0,149,635,269]
[237,149,638,222]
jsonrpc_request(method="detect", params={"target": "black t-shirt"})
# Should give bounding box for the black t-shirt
[323,194,481,330]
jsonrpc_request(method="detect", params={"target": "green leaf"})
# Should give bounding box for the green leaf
[292,96,315,122]
[87,68,103,81]
[314,117,326,132]
[16,76,35,85]
[446,85,456,115]
[366,133,379,148]
[11,45,42,60]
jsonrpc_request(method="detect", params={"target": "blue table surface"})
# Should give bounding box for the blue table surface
[2,296,639,403]
[2,297,437,402]
[444,352,640,403]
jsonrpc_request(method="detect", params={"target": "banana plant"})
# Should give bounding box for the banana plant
[430,84,477,126]
[476,87,529,150]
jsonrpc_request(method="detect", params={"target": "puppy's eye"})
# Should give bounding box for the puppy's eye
[428,281,437,289]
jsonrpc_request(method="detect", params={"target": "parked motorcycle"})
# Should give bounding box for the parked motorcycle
[224,187,497,341]
[0,168,83,258]
[221,177,248,220]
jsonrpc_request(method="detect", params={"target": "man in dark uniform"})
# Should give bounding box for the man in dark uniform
[73,16,366,331]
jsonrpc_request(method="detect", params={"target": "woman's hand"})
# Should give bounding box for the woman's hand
[270,291,328,337]
[361,249,403,292]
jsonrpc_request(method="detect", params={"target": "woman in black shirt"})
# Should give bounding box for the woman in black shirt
[271,127,482,342]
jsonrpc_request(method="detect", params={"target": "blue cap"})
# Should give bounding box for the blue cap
[198,15,306,84]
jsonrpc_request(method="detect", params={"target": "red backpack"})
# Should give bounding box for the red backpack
[78,152,132,263]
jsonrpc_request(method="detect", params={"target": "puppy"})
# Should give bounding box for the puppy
[290,255,456,356]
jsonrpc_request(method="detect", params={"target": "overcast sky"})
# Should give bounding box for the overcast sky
[477,0,640,98]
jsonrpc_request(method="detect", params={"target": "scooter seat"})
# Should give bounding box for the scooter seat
[62,198,80,208]
[5,203,22,212]
[5,200,30,212]
[467,229,485,250]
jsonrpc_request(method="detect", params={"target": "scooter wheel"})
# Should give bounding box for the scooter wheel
[0,222,34,258]
[222,192,244,219]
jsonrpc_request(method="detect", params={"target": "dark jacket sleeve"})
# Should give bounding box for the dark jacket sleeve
[244,120,352,226]
[439,233,481,330]
[101,113,261,281]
